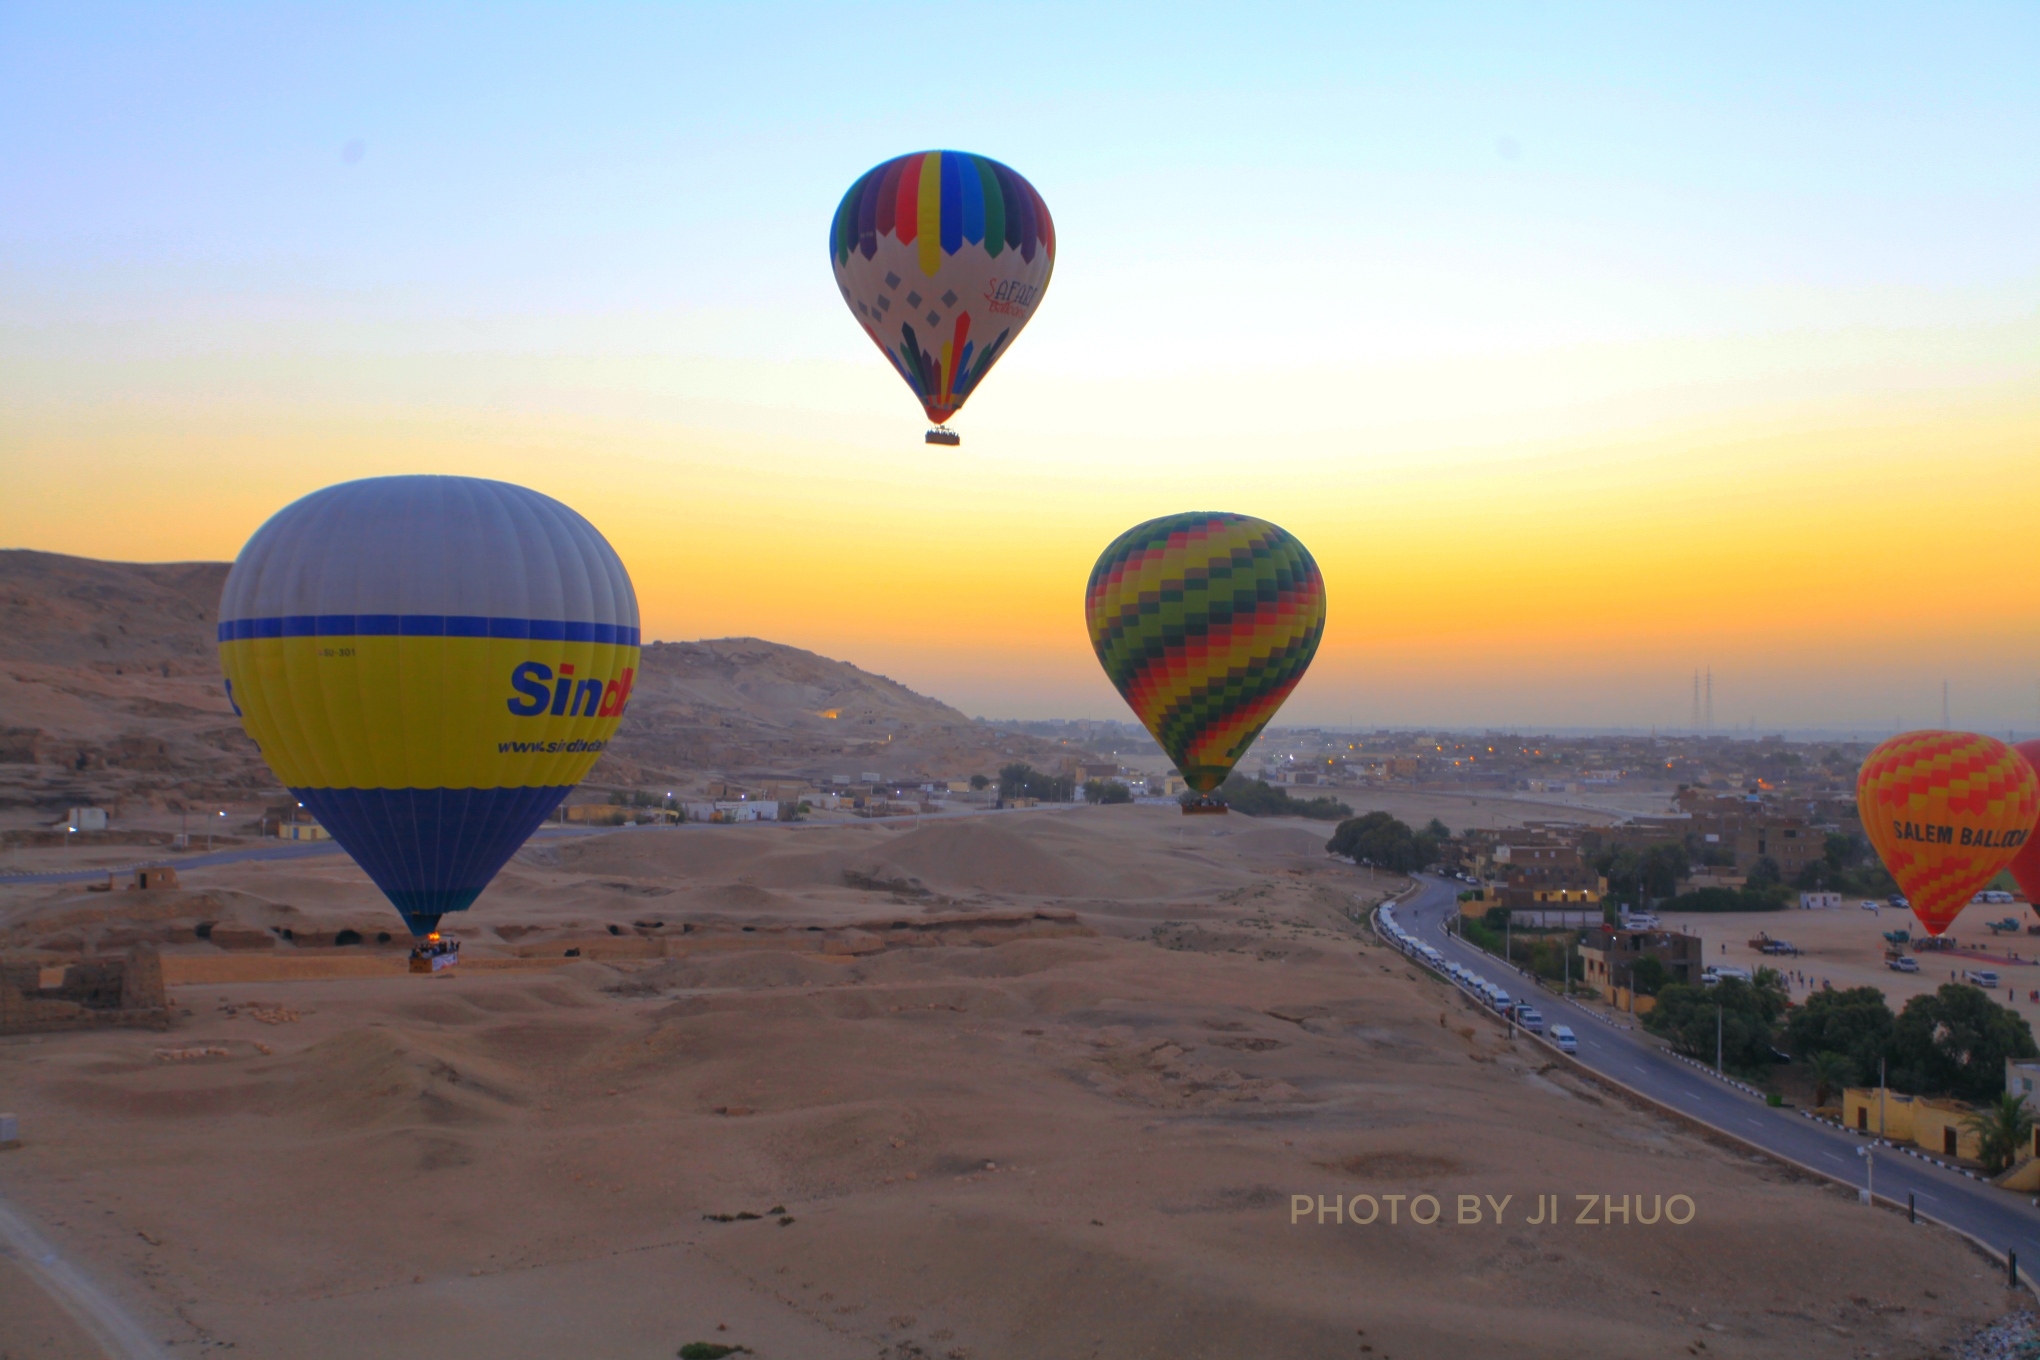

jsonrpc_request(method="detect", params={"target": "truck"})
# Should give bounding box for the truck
[1964,969,2001,988]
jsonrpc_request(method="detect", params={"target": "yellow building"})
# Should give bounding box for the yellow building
[1841,1087,1916,1140]
[1912,1099,1982,1162]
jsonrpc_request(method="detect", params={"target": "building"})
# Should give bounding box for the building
[278,821,328,841]
[66,807,108,831]
[1842,1087,1917,1138]
[1911,1099,1982,1162]
[1,944,170,1035]
[1797,892,1841,910]
[1737,818,1821,878]
[1577,928,1702,992]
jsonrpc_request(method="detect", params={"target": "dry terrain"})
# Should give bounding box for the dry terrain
[0,550,1085,821]
[1,807,2027,1359]
[1666,897,2040,1016]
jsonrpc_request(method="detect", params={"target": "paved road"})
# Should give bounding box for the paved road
[0,802,1053,889]
[1390,874,2040,1276]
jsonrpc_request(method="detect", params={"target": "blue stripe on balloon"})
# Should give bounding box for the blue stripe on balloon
[292,784,573,936]
[939,152,963,255]
[219,617,641,646]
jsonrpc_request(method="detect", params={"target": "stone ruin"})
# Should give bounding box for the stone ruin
[0,942,171,1034]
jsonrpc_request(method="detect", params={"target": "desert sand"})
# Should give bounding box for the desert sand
[1,805,2026,1359]
[1667,897,2040,1015]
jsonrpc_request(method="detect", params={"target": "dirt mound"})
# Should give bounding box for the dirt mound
[644,950,848,992]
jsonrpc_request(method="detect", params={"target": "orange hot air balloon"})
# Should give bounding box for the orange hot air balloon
[1856,731,2040,937]
[2009,739,2040,914]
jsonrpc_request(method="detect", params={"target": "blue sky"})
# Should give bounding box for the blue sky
[4,3,2037,728]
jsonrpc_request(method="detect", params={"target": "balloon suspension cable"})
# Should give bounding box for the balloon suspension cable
[925,427,960,446]
[1181,796,1229,816]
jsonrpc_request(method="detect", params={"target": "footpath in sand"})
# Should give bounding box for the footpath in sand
[1,806,2028,1359]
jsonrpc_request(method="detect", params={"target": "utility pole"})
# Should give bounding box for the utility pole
[1716,1004,1724,1076]
[1879,1056,1887,1139]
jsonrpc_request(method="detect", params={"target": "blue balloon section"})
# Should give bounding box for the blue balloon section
[293,786,573,936]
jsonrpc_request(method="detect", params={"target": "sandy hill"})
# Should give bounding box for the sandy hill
[0,552,1078,814]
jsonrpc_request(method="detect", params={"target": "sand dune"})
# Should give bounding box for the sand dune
[0,804,2025,1358]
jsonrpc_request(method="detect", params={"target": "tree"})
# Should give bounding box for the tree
[1326,812,1436,872]
[1424,818,1451,841]
[1889,984,2040,1102]
[969,773,990,791]
[1747,856,1783,888]
[1644,977,1784,1073]
[1219,775,1350,821]
[1807,1050,1856,1108]
[1084,778,1133,805]
[998,763,1076,802]
[1641,843,1688,899]
[1629,955,1667,997]
[1963,1093,2037,1175]
[1785,986,1894,1083]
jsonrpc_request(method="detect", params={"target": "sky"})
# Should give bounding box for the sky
[3,2,2036,733]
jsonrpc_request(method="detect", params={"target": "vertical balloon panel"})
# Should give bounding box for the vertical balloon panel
[219,477,640,935]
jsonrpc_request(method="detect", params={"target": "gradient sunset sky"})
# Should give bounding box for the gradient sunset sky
[4,3,2036,732]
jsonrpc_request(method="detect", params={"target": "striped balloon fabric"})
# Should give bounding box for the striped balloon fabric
[218,476,639,936]
[1086,513,1326,797]
[829,150,1055,428]
[1857,730,2040,937]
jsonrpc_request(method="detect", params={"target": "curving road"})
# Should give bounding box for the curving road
[1389,873,2040,1280]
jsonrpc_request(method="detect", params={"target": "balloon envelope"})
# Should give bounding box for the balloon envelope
[830,150,1055,427]
[1856,730,2039,937]
[218,476,640,935]
[2010,739,2040,911]
[1086,512,1326,796]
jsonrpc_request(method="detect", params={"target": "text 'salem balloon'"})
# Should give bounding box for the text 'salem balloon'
[2010,739,2040,913]
[217,476,640,936]
[1086,513,1326,797]
[1856,730,2040,937]
[830,151,1055,430]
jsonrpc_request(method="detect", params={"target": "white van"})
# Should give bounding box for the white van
[1515,1006,1545,1034]
[1965,969,2001,989]
[1550,1025,1578,1053]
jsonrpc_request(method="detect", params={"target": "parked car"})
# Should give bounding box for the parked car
[1965,969,2001,989]
[1889,895,1909,908]
[1861,900,1880,911]
[1550,1025,1578,1054]
[1514,1006,1545,1034]
[1887,956,1919,972]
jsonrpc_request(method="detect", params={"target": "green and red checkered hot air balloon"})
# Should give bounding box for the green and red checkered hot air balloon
[1085,513,1327,812]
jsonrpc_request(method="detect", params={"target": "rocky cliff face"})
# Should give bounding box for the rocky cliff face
[0,552,1078,813]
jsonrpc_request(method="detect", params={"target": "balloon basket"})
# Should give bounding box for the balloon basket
[1181,798,1229,816]
[408,932,461,975]
[925,427,960,446]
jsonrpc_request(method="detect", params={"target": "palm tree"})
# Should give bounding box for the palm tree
[1807,1050,1855,1109]
[1963,1093,2037,1175]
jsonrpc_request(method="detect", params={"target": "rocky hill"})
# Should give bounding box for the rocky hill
[0,551,1079,814]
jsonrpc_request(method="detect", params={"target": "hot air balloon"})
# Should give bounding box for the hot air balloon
[217,476,640,938]
[1086,513,1326,814]
[2008,739,2040,915]
[1856,731,2039,937]
[829,150,1055,445]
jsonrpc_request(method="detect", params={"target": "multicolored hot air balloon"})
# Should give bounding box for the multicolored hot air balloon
[218,476,640,937]
[1086,513,1326,811]
[2009,739,2040,915]
[1856,730,2039,937]
[830,150,1055,442]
